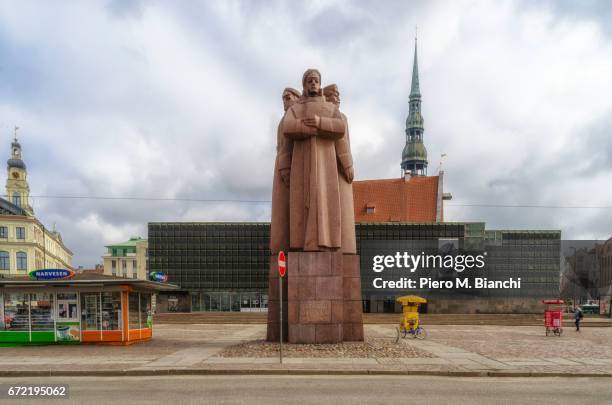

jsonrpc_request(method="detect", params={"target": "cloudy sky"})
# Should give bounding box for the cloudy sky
[1,0,611,266]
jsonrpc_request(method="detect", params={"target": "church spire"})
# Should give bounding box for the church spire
[401,32,428,177]
[410,36,420,98]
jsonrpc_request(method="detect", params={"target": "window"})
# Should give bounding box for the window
[12,192,21,207]
[81,293,99,330]
[0,251,9,270]
[30,292,54,331]
[16,252,27,270]
[0,227,7,238]
[128,292,140,329]
[16,227,26,239]
[3,292,29,331]
[101,292,122,331]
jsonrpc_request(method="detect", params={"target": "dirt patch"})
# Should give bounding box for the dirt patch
[219,337,435,358]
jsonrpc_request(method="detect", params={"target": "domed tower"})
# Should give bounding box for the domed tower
[401,37,428,176]
[6,127,33,215]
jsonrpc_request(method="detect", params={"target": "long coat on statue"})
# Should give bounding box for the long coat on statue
[269,115,292,254]
[282,95,346,251]
[336,111,356,254]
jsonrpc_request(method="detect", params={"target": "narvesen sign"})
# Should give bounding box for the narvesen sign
[150,272,168,283]
[29,269,75,280]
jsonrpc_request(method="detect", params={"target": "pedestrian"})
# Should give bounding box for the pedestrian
[574,306,584,332]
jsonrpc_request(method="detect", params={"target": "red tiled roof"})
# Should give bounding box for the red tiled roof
[352,176,439,222]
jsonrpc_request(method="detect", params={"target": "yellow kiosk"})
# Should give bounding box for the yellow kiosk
[395,295,427,341]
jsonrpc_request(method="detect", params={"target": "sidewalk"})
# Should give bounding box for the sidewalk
[1,324,612,377]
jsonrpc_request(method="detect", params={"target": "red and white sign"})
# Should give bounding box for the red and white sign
[278,251,286,277]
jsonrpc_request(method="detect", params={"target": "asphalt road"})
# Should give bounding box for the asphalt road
[0,375,610,405]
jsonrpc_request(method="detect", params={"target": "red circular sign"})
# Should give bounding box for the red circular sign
[278,251,286,277]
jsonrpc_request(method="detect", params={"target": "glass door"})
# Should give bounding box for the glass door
[81,293,99,332]
[56,293,80,342]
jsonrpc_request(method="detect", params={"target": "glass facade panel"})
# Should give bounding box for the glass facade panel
[101,292,121,331]
[30,292,54,331]
[191,292,201,312]
[3,292,29,330]
[128,292,140,330]
[210,293,219,311]
[148,223,270,293]
[81,293,99,331]
[202,293,211,311]
[230,293,240,312]
[220,293,230,312]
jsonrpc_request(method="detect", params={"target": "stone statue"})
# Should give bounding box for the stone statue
[268,70,364,344]
[281,69,346,251]
[323,84,356,254]
[270,87,301,254]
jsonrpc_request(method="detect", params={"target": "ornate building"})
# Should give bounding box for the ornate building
[0,131,73,275]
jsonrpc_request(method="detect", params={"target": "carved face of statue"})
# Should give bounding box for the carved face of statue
[326,90,340,106]
[282,90,299,111]
[304,73,321,96]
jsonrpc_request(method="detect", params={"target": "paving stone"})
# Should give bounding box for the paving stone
[398,358,449,365]
[543,357,584,366]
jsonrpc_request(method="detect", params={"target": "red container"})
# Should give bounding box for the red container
[542,299,564,336]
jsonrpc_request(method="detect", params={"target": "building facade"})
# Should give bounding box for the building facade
[598,238,612,316]
[102,237,148,280]
[149,222,560,313]
[0,134,73,276]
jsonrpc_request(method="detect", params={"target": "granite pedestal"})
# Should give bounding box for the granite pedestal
[283,251,363,344]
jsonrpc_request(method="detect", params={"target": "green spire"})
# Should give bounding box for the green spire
[402,33,428,176]
[410,37,420,98]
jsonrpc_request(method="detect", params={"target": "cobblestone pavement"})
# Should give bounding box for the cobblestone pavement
[1,324,612,375]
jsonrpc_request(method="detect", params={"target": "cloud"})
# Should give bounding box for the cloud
[0,0,611,266]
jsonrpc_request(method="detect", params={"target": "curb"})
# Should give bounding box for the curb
[0,369,611,378]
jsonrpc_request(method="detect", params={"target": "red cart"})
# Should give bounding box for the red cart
[543,299,564,336]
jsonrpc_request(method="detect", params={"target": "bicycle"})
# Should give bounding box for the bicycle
[395,322,427,342]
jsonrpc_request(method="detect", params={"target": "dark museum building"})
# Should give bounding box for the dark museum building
[149,222,561,313]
